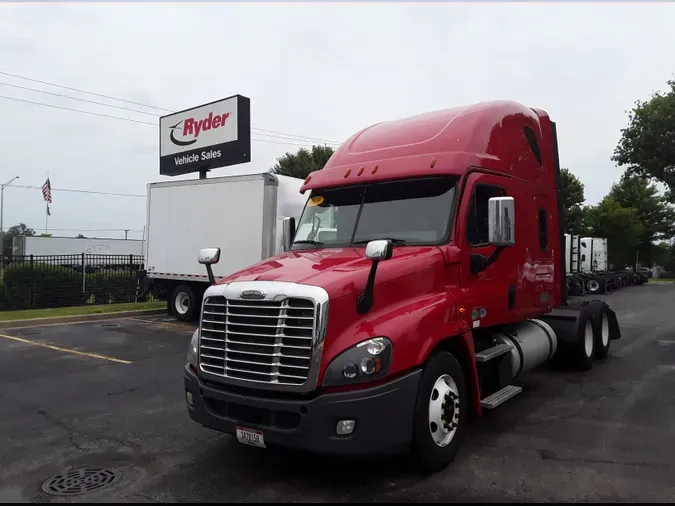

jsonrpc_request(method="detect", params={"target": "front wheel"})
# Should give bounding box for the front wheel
[412,351,468,473]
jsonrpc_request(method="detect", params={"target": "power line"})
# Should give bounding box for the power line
[46,228,144,232]
[0,69,342,145]
[0,95,156,126]
[13,184,145,198]
[0,81,157,116]
[0,95,326,148]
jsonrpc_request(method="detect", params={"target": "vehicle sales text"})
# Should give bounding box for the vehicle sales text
[174,149,222,165]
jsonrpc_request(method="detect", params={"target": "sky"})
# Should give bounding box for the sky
[0,2,674,240]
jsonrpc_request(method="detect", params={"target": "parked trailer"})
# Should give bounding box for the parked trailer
[139,173,306,321]
[12,235,143,257]
[184,101,623,472]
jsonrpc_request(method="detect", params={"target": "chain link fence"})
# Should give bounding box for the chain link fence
[0,254,146,311]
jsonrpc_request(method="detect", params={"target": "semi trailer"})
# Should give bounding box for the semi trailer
[184,101,622,471]
[564,234,646,296]
[139,173,306,320]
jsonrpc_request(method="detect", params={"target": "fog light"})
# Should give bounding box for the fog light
[186,391,194,407]
[336,419,356,436]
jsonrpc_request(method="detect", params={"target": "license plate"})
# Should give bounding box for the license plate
[236,426,266,448]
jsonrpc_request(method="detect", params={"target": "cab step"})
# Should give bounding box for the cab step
[475,343,513,362]
[480,385,522,409]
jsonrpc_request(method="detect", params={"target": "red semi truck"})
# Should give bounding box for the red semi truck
[184,101,622,471]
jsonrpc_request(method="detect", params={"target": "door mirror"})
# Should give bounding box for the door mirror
[365,239,393,261]
[488,196,515,247]
[198,247,221,265]
[281,217,296,252]
[358,240,393,315]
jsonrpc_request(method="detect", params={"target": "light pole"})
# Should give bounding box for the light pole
[0,176,20,269]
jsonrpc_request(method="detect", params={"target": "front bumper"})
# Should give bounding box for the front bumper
[184,365,422,457]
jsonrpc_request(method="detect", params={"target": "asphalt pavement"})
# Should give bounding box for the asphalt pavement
[1,284,675,502]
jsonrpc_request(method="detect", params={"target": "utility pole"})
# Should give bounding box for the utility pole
[124,229,129,240]
[0,176,20,273]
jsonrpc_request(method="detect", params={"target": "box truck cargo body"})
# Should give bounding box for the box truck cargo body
[141,172,306,320]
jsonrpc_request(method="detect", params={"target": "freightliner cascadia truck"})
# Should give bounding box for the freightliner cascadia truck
[184,101,622,471]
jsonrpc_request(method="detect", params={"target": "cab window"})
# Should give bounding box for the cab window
[466,184,506,246]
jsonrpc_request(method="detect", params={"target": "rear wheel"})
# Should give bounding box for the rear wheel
[171,284,198,322]
[412,351,467,473]
[594,313,611,360]
[573,320,595,370]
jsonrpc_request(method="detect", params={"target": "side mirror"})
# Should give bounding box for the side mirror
[365,239,393,261]
[198,248,221,265]
[358,240,393,315]
[488,196,515,247]
[281,217,296,252]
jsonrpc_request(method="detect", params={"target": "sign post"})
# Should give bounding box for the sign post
[159,95,251,178]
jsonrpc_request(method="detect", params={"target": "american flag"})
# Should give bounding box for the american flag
[42,178,52,204]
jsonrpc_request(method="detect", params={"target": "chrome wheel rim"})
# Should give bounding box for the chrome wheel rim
[428,374,460,448]
[601,314,609,347]
[175,292,190,315]
[588,280,600,292]
[584,321,594,357]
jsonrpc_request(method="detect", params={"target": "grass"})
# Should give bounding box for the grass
[649,278,675,284]
[0,301,164,321]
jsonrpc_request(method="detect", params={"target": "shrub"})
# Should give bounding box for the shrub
[87,272,139,304]
[0,262,85,310]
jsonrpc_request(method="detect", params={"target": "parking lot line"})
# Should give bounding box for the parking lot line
[127,317,195,332]
[0,332,132,364]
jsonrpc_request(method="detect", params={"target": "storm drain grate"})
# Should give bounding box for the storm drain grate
[41,468,121,496]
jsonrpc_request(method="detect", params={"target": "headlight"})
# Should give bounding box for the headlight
[187,330,199,367]
[322,337,392,387]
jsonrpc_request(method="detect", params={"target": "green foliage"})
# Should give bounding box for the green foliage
[87,272,138,304]
[608,174,675,266]
[0,263,84,310]
[270,145,335,179]
[613,79,675,194]
[559,168,588,235]
[653,242,675,271]
[1,223,36,257]
[584,196,643,269]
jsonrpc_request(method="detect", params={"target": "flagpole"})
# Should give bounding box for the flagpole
[45,170,49,234]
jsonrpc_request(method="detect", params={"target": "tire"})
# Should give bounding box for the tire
[587,279,601,294]
[594,311,611,360]
[412,351,468,473]
[171,284,198,322]
[573,319,595,371]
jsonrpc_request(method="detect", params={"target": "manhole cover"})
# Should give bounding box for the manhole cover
[41,468,121,496]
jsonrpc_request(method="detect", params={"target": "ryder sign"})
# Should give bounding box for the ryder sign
[159,95,251,176]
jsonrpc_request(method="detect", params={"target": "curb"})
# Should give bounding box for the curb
[0,308,165,330]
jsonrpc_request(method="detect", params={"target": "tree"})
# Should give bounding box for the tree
[270,145,335,180]
[612,79,675,195]
[559,168,588,235]
[76,234,86,239]
[584,196,643,269]
[608,174,675,266]
[1,223,36,257]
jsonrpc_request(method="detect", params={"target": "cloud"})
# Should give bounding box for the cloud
[0,2,673,239]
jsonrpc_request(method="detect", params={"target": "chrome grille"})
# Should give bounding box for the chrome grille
[199,295,316,386]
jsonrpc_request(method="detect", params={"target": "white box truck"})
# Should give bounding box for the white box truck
[140,172,306,320]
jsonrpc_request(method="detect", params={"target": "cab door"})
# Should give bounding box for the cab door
[457,171,519,328]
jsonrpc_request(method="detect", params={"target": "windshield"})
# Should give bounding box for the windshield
[292,177,457,250]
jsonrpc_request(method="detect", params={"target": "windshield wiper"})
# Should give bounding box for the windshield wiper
[353,238,408,246]
[292,240,324,248]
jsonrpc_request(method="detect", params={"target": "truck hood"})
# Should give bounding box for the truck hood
[218,246,441,299]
